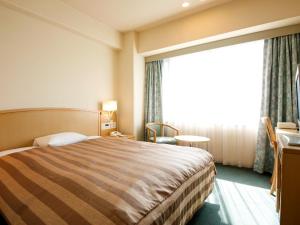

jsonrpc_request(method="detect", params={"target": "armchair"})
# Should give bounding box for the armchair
[146,122,179,145]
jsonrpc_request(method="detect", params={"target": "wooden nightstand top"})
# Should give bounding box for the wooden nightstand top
[117,134,135,140]
[104,134,136,140]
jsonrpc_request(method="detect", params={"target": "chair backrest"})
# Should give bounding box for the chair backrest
[146,122,163,136]
[261,117,277,148]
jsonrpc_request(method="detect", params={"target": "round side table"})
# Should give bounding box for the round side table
[174,135,210,149]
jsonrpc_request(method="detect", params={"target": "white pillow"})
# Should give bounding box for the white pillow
[33,132,88,147]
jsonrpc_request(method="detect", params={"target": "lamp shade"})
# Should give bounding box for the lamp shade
[102,100,117,111]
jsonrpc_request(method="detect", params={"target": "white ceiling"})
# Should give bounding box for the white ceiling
[62,0,231,32]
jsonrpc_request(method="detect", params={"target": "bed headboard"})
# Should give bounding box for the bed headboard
[0,108,101,151]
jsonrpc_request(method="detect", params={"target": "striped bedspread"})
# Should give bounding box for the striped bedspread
[0,137,215,225]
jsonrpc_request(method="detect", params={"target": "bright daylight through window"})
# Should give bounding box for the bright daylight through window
[162,40,264,167]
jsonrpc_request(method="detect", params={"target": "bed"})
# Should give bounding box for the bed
[0,108,216,225]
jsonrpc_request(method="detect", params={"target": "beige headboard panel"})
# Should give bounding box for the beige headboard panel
[0,108,101,151]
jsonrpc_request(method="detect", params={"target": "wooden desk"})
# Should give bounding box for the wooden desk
[276,128,300,225]
[275,128,298,136]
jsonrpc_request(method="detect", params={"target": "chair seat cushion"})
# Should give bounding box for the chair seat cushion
[149,136,177,145]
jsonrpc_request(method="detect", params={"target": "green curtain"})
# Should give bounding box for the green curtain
[144,60,163,138]
[254,33,300,173]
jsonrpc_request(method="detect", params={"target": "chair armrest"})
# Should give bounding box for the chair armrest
[146,127,157,142]
[163,124,180,135]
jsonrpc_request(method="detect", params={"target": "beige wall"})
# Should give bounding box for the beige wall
[116,33,134,134]
[1,0,121,49]
[133,35,145,141]
[116,32,145,139]
[138,0,300,55]
[146,23,300,62]
[0,3,117,111]
[2,0,300,138]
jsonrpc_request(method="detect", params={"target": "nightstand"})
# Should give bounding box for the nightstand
[102,133,136,140]
[116,134,135,140]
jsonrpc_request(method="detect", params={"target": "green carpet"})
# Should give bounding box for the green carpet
[188,164,279,225]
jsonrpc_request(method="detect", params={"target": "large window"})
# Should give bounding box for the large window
[162,40,264,167]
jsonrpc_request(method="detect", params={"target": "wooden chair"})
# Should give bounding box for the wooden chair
[261,116,278,195]
[146,122,179,145]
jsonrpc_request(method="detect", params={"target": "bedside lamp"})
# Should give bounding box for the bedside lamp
[102,100,118,125]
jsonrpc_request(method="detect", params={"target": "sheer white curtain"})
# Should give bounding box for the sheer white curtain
[162,40,264,168]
